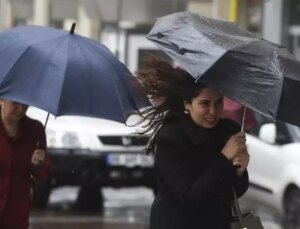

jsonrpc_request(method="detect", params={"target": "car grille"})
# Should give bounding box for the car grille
[99,136,149,146]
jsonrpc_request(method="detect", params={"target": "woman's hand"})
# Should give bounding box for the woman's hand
[232,150,250,176]
[221,132,247,160]
[31,149,46,165]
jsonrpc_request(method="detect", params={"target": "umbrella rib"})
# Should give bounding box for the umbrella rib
[101,58,128,121]
[0,33,68,114]
[56,35,128,121]
[0,33,66,87]
[82,38,131,120]
[0,48,31,88]
[55,37,72,116]
[80,37,128,120]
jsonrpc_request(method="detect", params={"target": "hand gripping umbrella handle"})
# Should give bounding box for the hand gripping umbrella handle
[31,142,42,174]
[31,112,49,174]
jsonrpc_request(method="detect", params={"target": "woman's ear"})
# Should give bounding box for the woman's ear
[183,100,190,111]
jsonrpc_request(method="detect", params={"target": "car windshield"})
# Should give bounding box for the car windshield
[288,124,300,142]
[248,112,300,143]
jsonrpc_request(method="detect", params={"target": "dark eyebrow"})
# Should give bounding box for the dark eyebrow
[198,97,223,102]
[198,99,209,102]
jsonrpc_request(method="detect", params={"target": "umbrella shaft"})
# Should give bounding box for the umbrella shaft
[241,106,246,132]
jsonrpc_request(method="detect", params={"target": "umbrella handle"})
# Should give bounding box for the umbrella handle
[232,106,247,171]
[43,112,50,130]
[241,106,247,132]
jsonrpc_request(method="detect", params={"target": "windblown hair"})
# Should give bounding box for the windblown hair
[132,55,206,154]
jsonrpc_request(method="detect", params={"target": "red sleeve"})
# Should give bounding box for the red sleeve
[34,120,51,180]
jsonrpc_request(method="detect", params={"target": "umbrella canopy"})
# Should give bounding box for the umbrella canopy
[0,24,149,123]
[223,97,256,131]
[147,11,300,127]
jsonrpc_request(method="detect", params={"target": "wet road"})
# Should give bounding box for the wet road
[29,187,282,229]
[30,187,152,229]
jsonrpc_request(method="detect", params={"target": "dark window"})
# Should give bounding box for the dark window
[289,0,300,25]
[138,49,172,70]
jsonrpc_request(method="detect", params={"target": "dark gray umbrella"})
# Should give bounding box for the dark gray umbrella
[147,11,300,127]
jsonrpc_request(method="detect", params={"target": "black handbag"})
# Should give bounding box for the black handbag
[229,186,264,229]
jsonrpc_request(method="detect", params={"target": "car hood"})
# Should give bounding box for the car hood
[26,107,147,136]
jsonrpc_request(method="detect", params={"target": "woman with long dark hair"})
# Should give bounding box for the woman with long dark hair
[133,56,249,229]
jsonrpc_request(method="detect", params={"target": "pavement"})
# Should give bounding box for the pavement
[29,187,282,229]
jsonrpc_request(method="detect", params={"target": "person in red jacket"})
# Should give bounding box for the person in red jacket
[0,99,51,229]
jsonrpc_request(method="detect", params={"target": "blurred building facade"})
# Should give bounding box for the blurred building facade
[0,0,261,67]
[0,0,264,38]
[4,0,294,68]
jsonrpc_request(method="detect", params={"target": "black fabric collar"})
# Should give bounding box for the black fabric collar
[178,116,224,146]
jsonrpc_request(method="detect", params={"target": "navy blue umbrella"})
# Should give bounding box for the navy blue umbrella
[0,24,149,123]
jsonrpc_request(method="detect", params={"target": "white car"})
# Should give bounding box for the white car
[26,107,154,212]
[242,113,300,229]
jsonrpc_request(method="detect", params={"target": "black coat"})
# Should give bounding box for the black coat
[150,117,249,229]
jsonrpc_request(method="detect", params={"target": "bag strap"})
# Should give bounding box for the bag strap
[232,185,244,226]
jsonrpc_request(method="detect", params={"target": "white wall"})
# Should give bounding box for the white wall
[0,0,12,30]
[126,34,157,72]
[262,0,283,44]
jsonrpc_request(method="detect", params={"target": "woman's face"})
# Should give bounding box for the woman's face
[1,100,28,124]
[184,88,223,128]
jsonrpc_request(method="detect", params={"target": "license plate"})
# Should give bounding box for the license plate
[106,153,154,167]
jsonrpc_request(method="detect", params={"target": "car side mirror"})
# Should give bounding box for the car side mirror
[258,123,276,144]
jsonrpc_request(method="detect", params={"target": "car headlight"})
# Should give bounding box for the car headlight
[46,129,82,149]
